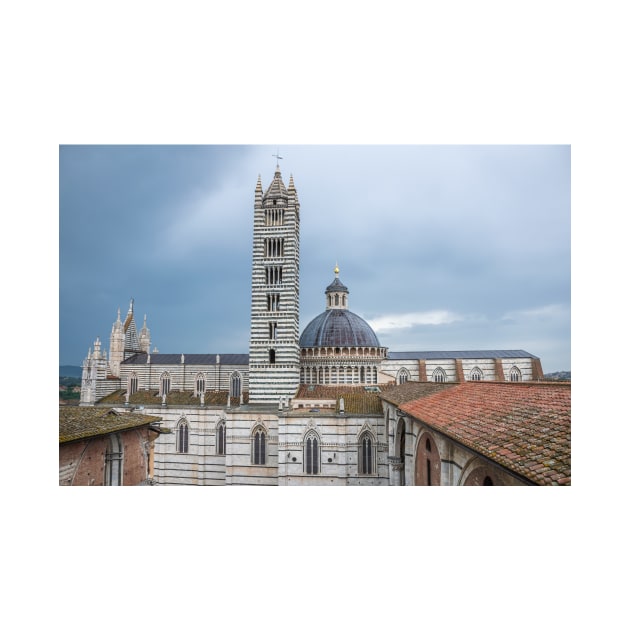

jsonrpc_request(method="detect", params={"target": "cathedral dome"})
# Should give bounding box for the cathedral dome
[299,309,381,348]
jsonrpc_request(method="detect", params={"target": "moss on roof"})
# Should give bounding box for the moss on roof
[399,381,571,486]
[294,385,385,415]
[378,381,456,405]
[59,406,162,443]
[97,389,248,407]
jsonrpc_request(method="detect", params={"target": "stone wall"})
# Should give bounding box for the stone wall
[59,427,154,486]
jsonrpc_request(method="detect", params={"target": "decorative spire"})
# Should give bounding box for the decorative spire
[111,307,123,334]
[255,174,263,208]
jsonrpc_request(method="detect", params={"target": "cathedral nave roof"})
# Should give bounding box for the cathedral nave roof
[121,353,249,366]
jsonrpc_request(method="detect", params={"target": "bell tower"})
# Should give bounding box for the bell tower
[248,161,301,403]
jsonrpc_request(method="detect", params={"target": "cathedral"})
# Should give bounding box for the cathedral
[78,163,568,486]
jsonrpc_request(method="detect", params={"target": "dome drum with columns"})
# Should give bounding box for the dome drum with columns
[299,266,386,386]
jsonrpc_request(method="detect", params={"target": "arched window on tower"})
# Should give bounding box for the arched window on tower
[269,349,276,364]
[252,426,266,465]
[216,420,226,455]
[432,367,447,383]
[304,431,320,474]
[358,431,375,476]
[176,419,189,454]
[396,368,410,385]
[470,367,483,381]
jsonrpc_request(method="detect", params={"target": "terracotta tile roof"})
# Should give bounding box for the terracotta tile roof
[399,381,571,486]
[378,381,456,405]
[59,406,162,444]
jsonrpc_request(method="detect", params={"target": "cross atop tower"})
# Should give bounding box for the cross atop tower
[272,148,283,168]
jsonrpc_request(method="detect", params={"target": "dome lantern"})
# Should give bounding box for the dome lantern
[325,264,349,310]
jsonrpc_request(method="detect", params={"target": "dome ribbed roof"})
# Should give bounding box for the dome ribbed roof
[299,309,381,348]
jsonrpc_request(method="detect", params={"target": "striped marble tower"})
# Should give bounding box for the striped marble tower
[248,164,301,403]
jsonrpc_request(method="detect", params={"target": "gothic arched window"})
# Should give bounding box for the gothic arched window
[129,372,138,395]
[470,367,483,381]
[396,368,410,385]
[160,372,171,396]
[216,420,226,456]
[358,431,375,475]
[230,372,241,398]
[176,420,189,454]
[196,373,205,396]
[509,366,522,382]
[432,367,447,383]
[304,431,320,475]
[252,426,266,465]
[105,433,123,485]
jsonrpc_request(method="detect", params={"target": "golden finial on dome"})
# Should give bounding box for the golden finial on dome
[334,262,339,275]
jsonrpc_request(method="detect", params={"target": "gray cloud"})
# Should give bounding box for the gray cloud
[60,145,570,373]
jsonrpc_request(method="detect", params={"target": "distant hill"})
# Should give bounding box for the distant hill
[60,365,82,378]
[544,371,571,381]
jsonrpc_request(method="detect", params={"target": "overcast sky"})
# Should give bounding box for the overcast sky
[59,144,570,372]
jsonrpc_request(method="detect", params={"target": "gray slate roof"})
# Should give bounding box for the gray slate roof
[326,277,349,293]
[122,353,249,365]
[300,310,381,348]
[386,350,539,360]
